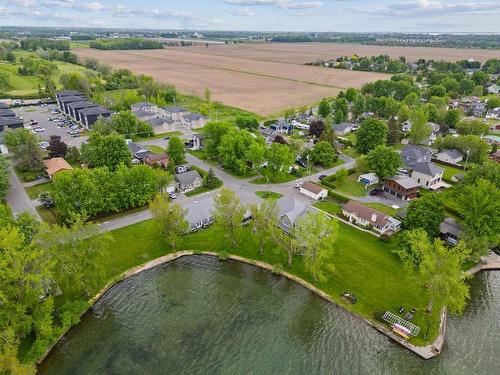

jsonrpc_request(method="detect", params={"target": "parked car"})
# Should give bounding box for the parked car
[39,141,49,149]
[34,127,45,132]
[169,192,177,199]
[29,120,38,125]
[294,180,303,188]
[369,188,384,196]
[319,175,327,180]
[175,165,188,174]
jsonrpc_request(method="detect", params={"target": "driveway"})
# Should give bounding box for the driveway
[6,165,41,220]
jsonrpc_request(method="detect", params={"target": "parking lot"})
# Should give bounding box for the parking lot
[14,104,88,149]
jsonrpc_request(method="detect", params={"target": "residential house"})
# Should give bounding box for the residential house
[270,120,293,134]
[485,107,500,120]
[175,170,202,192]
[490,150,500,163]
[56,91,83,111]
[487,84,500,94]
[342,200,401,235]
[483,135,500,146]
[465,68,480,76]
[145,117,176,134]
[299,181,327,200]
[132,109,156,122]
[435,149,463,165]
[183,113,208,129]
[189,133,205,151]
[43,157,72,179]
[0,117,24,132]
[79,107,112,129]
[410,162,445,190]
[131,102,158,113]
[184,196,215,230]
[400,145,433,166]
[383,175,420,201]
[470,101,486,117]
[162,106,190,121]
[439,218,463,245]
[144,153,169,168]
[332,122,353,136]
[425,122,441,145]
[357,172,379,186]
[277,198,308,235]
[126,140,151,162]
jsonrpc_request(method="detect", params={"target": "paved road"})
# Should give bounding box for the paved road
[6,165,41,220]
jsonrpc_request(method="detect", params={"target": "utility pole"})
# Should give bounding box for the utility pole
[464,149,471,170]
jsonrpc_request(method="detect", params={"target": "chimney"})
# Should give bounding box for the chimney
[371,213,377,222]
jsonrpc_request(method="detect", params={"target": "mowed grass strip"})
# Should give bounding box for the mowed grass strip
[59,218,440,346]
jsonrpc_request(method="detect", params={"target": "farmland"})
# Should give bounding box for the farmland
[74,47,389,116]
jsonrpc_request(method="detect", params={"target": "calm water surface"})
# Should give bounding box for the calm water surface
[38,255,500,375]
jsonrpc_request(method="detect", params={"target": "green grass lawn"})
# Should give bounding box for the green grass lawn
[25,182,54,200]
[342,147,361,159]
[434,162,464,181]
[329,174,367,197]
[187,149,208,160]
[313,199,342,215]
[68,219,440,347]
[132,131,182,142]
[364,202,399,217]
[255,191,283,200]
[146,145,166,154]
[36,207,58,225]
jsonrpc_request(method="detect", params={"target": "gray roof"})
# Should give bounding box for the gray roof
[184,113,207,121]
[440,218,463,237]
[411,162,443,176]
[0,109,15,117]
[185,196,214,224]
[133,110,153,119]
[163,106,188,113]
[146,117,174,126]
[401,145,432,160]
[67,101,98,110]
[438,149,463,159]
[80,107,111,116]
[386,175,420,190]
[175,170,202,186]
[127,143,150,159]
[0,116,23,126]
[56,91,83,98]
[332,122,353,131]
[277,198,307,224]
[274,120,292,128]
[131,102,156,110]
[0,102,9,109]
[59,95,85,103]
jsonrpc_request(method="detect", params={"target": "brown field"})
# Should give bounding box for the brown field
[75,43,499,115]
[74,47,388,115]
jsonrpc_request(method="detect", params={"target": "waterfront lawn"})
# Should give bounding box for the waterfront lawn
[57,218,441,347]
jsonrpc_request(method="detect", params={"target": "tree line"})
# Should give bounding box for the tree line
[89,38,164,50]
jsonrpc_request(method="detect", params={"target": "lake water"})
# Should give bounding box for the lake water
[38,255,500,375]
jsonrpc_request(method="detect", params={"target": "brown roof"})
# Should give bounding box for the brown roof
[301,181,325,195]
[43,157,72,178]
[144,153,169,164]
[342,200,394,228]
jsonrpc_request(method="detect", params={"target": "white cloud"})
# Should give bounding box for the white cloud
[9,0,36,7]
[228,7,254,16]
[225,0,323,10]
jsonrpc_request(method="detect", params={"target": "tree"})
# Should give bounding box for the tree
[352,95,366,118]
[218,129,257,175]
[65,146,80,164]
[433,135,489,164]
[150,194,189,250]
[19,136,44,172]
[310,141,337,167]
[456,119,489,136]
[266,143,295,180]
[309,118,325,138]
[295,211,338,282]
[212,188,246,248]
[167,136,186,165]
[204,121,232,159]
[387,116,401,145]
[110,110,142,137]
[245,142,266,171]
[47,135,67,158]
[249,200,278,255]
[366,145,402,179]
[404,194,444,238]
[404,92,419,107]
[408,108,432,145]
[345,88,358,102]
[403,230,470,314]
[204,168,218,189]
[204,87,211,102]
[0,156,9,201]
[0,72,9,91]
[355,118,388,154]
[443,109,461,128]
[456,179,500,259]
[81,133,131,171]
[318,98,331,118]
[463,162,500,189]
[354,155,369,174]
[235,116,259,131]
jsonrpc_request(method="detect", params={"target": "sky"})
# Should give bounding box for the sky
[1,0,499,33]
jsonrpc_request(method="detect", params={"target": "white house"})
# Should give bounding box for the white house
[299,181,328,200]
[410,162,446,190]
[435,149,463,165]
[487,84,500,94]
[342,200,401,235]
[357,173,379,187]
[131,102,158,113]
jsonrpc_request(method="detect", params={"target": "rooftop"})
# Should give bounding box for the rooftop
[163,106,188,113]
[79,107,112,116]
[437,149,463,159]
[332,122,353,131]
[300,181,325,195]
[411,162,443,176]
[175,170,202,185]
[401,145,432,160]
[43,157,72,177]
[343,200,398,229]
[386,175,420,190]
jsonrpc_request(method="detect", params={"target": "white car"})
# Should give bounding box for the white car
[34,127,45,132]
[294,180,303,188]
[39,141,49,149]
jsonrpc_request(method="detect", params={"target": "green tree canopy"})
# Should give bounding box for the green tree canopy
[310,141,337,167]
[81,132,131,171]
[366,145,402,179]
[404,194,445,238]
[167,136,186,165]
[355,118,388,154]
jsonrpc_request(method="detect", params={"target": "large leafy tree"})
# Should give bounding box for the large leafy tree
[355,118,388,154]
[249,200,279,255]
[310,141,337,167]
[47,135,67,158]
[309,118,325,138]
[150,194,189,250]
[404,194,445,238]
[204,121,232,159]
[245,142,266,171]
[0,156,10,201]
[318,98,331,118]
[456,179,500,259]
[295,211,338,282]
[403,230,470,313]
[212,188,246,248]
[4,128,43,172]
[167,136,186,165]
[408,107,432,145]
[81,132,131,171]
[266,143,295,180]
[218,128,257,175]
[366,145,402,179]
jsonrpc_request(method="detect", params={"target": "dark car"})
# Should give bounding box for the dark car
[319,175,327,180]
[369,188,384,196]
